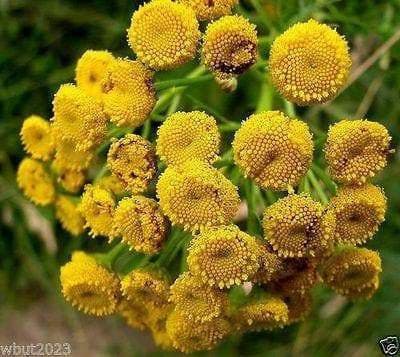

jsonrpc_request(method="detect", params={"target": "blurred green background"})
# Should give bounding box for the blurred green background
[1,0,399,356]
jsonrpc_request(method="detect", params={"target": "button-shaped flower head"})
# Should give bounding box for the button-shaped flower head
[128,0,200,70]
[270,19,351,105]
[233,111,313,191]
[178,0,238,21]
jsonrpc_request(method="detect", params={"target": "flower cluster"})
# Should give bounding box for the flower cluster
[16,0,393,353]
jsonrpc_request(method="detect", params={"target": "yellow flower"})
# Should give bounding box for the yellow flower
[118,298,151,330]
[121,269,170,308]
[233,111,313,191]
[60,251,120,316]
[75,50,115,99]
[17,158,55,206]
[52,162,85,193]
[269,19,351,105]
[79,184,115,237]
[55,195,85,236]
[328,184,386,245]
[54,138,94,171]
[156,111,220,166]
[101,58,156,127]
[178,0,237,21]
[263,194,335,258]
[20,115,54,161]
[170,272,228,322]
[96,174,126,196]
[232,295,288,332]
[272,258,320,296]
[283,291,312,324]
[148,311,175,351]
[157,160,240,231]
[166,310,230,353]
[127,0,200,70]
[52,84,107,151]
[320,247,381,299]
[325,119,391,185]
[342,275,379,300]
[252,242,284,285]
[187,225,260,288]
[203,15,257,78]
[107,134,156,193]
[113,196,168,254]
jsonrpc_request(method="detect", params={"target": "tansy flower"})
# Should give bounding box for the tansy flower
[325,119,391,185]
[52,163,86,193]
[263,194,335,258]
[233,111,313,191]
[232,295,289,332]
[178,0,237,21]
[107,134,156,193]
[283,291,312,324]
[166,310,230,353]
[121,269,170,308]
[156,111,220,166]
[269,19,351,105]
[320,247,381,298]
[327,184,386,245]
[113,196,168,254]
[75,50,115,99]
[127,0,200,70]
[54,138,94,171]
[79,184,115,237]
[271,258,320,296]
[342,275,379,300]
[60,251,120,316]
[157,160,240,231]
[187,225,260,288]
[52,84,107,151]
[17,158,55,206]
[203,15,257,78]
[118,298,151,330]
[170,272,228,322]
[101,58,156,127]
[55,195,85,236]
[252,242,284,285]
[96,174,126,196]
[20,115,54,161]
[148,312,175,351]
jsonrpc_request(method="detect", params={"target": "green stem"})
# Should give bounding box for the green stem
[219,122,241,132]
[155,230,185,267]
[284,100,296,117]
[141,118,152,139]
[312,163,337,195]
[185,93,231,124]
[307,170,329,205]
[256,80,274,113]
[96,243,128,270]
[154,74,213,91]
[264,190,278,205]
[167,92,182,115]
[249,0,274,32]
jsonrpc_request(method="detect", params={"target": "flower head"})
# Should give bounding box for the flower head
[107,134,156,193]
[52,163,85,193]
[320,247,381,299]
[127,0,200,70]
[269,19,351,105]
[325,120,391,185]
[252,242,284,285]
[166,310,230,353]
[79,184,115,237]
[170,272,228,322]
[121,269,170,308]
[96,174,126,196]
[187,225,260,288]
[101,58,156,127]
[342,275,379,300]
[75,50,115,99]
[148,312,175,351]
[232,295,289,332]
[156,111,220,166]
[178,0,237,21]
[263,194,335,258]
[283,291,312,324]
[60,251,120,316]
[113,196,168,254]
[328,184,386,245]
[17,158,55,206]
[157,160,240,231]
[55,195,85,236]
[20,115,54,160]
[118,298,151,330]
[203,15,257,77]
[52,84,107,151]
[54,138,94,171]
[233,111,313,191]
